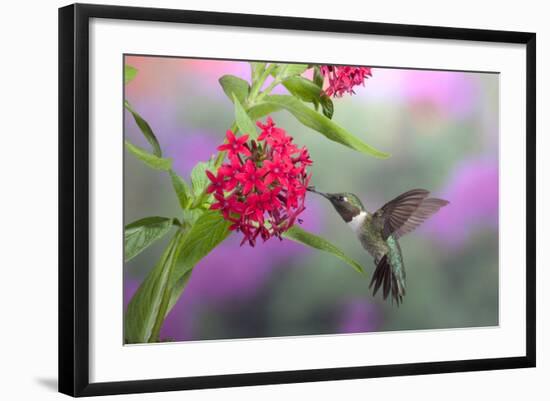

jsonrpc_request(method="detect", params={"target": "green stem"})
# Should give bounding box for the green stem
[255,79,279,103]
[249,64,276,103]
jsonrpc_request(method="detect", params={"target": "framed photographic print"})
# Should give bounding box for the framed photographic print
[58,3,536,397]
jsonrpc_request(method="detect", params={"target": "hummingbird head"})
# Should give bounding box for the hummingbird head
[307,187,365,222]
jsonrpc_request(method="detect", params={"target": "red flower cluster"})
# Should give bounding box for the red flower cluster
[320,66,372,97]
[206,118,312,246]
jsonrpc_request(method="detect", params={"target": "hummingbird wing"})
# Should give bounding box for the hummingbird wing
[374,189,429,239]
[374,189,448,239]
[393,197,449,238]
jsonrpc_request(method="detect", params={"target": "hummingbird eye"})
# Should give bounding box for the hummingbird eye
[338,196,346,202]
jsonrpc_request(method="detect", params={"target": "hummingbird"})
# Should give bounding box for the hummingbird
[307,187,449,305]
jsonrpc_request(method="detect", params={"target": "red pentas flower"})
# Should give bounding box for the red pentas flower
[210,192,245,219]
[320,65,372,98]
[206,117,312,246]
[236,159,268,194]
[218,130,251,162]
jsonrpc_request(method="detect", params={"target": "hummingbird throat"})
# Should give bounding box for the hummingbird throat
[347,211,368,233]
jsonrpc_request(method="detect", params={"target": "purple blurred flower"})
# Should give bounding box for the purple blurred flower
[403,70,478,118]
[339,299,380,333]
[424,158,498,248]
[356,69,479,119]
[165,131,219,177]
[159,298,195,341]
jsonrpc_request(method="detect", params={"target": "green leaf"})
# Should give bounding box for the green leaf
[181,208,205,227]
[167,270,193,314]
[282,76,323,104]
[125,231,183,343]
[320,95,334,119]
[171,210,232,282]
[191,159,215,197]
[233,95,258,139]
[125,140,172,171]
[125,65,138,84]
[124,216,174,262]
[219,75,250,106]
[313,66,324,88]
[275,63,309,81]
[281,76,334,120]
[247,102,283,121]
[283,225,365,274]
[125,209,230,343]
[125,211,231,343]
[169,170,192,210]
[166,208,206,313]
[256,95,390,159]
[125,101,163,157]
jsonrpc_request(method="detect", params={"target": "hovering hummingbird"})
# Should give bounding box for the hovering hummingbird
[307,187,449,305]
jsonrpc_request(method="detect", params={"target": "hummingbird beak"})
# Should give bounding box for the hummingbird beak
[307,186,330,199]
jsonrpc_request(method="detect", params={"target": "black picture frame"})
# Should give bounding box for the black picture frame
[59,3,536,397]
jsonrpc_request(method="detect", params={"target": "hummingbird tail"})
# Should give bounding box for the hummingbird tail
[369,255,406,306]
